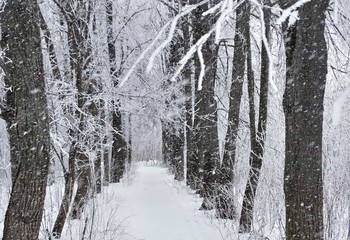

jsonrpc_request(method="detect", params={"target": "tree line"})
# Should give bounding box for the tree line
[0,0,345,240]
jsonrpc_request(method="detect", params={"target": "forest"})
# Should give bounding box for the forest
[0,0,349,239]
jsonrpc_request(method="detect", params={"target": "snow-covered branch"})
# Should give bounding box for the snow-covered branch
[146,0,210,74]
[197,44,205,90]
[276,0,311,25]
[170,29,214,84]
[171,0,245,88]
[118,21,171,88]
[251,0,278,92]
[119,0,210,88]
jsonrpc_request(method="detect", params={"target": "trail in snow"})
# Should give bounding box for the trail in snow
[116,164,231,240]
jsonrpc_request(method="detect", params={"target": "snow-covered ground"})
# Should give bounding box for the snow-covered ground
[0,161,278,240]
[113,163,231,240]
[53,161,238,240]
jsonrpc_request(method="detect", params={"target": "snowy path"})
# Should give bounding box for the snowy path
[116,164,229,240]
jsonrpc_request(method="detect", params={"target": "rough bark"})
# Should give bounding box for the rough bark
[182,13,193,186]
[127,113,132,165]
[1,1,51,239]
[190,0,221,210]
[111,106,127,183]
[162,121,174,166]
[280,0,329,239]
[52,142,76,238]
[216,2,249,219]
[107,0,128,183]
[103,131,111,184]
[186,0,203,191]
[162,123,183,180]
[57,0,95,219]
[102,101,111,185]
[239,1,271,231]
[95,141,102,194]
[165,11,187,180]
[173,128,184,181]
[40,16,62,84]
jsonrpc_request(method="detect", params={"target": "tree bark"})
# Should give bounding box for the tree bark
[107,0,128,183]
[1,1,51,239]
[103,127,111,185]
[173,128,184,181]
[162,121,174,166]
[190,0,221,210]
[239,1,271,231]
[95,140,102,194]
[127,113,132,165]
[216,1,249,219]
[163,7,187,180]
[52,142,76,238]
[56,0,95,220]
[111,106,127,183]
[280,0,329,239]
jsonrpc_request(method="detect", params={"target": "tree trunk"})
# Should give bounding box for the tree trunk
[111,106,127,183]
[239,2,271,231]
[103,133,111,184]
[173,128,184,181]
[102,101,111,185]
[95,143,102,194]
[190,0,220,210]
[164,8,186,180]
[127,113,132,165]
[52,142,76,238]
[57,0,95,219]
[280,0,329,239]
[162,121,174,166]
[216,1,249,219]
[106,0,128,183]
[1,1,51,239]
[182,10,192,186]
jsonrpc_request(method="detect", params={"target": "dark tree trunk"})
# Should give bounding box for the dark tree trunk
[164,8,187,180]
[181,10,193,186]
[103,133,110,184]
[177,2,192,184]
[40,18,62,84]
[162,122,174,166]
[107,0,128,182]
[71,153,92,219]
[186,0,203,191]
[280,0,329,239]
[57,0,95,220]
[111,107,127,183]
[1,1,51,239]
[216,2,249,219]
[95,101,107,192]
[190,0,221,210]
[95,142,102,194]
[102,102,110,185]
[52,142,76,238]
[239,1,271,231]
[173,128,184,181]
[127,113,132,165]
[162,123,183,179]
